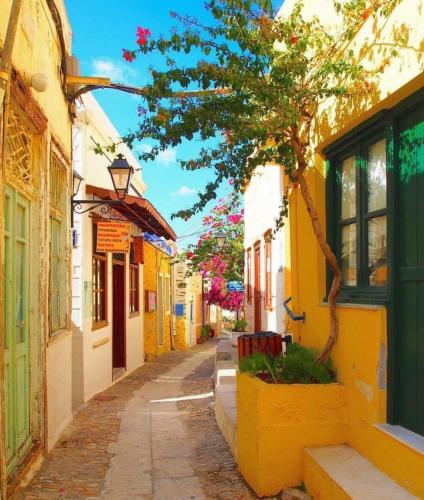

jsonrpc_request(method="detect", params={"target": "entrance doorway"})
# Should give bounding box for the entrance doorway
[3,186,32,474]
[394,103,424,436]
[254,243,261,332]
[112,261,126,377]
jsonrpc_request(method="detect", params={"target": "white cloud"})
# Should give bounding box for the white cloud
[91,58,137,85]
[175,186,196,196]
[135,144,153,154]
[156,148,177,166]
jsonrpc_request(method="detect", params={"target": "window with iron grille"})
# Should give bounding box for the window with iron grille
[49,153,67,335]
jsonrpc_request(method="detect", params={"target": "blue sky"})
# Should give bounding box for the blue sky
[65,1,281,246]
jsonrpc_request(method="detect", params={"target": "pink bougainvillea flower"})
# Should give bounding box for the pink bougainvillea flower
[228,178,234,186]
[136,26,151,46]
[186,251,194,259]
[228,214,242,225]
[122,49,135,63]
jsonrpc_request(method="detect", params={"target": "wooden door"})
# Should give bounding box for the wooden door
[395,103,424,436]
[112,263,126,369]
[3,186,32,473]
[254,244,262,332]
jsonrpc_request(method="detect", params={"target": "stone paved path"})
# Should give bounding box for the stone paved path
[15,340,257,500]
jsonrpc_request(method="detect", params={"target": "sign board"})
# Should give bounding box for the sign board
[145,290,157,312]
[96,221,131,253]
[227,281,244,292]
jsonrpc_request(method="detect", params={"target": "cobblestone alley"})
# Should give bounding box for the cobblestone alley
[15,340,257,500]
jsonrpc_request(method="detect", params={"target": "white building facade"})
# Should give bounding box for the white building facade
[243,165,286,334]
[71,94,149,408]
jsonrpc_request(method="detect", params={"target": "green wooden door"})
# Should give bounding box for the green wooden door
[3,185,32,474]
[396,104,424,436]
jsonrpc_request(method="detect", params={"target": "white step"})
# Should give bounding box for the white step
[215,384,237,457]
[305,445,417,499]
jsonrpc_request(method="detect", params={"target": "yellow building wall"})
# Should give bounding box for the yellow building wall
[279,0,424,496]
[143,242,172,360]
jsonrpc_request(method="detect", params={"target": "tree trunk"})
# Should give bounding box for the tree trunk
[296,172,342,363]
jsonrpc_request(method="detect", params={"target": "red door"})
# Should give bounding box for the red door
[112,263,126,369]
[254,244,261,332]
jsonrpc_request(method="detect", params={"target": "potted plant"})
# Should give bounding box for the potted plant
[236,344,346,497]
[231,318,247,347]
[200,325,211,343]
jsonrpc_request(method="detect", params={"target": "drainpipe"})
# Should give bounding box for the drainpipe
[0,0,24,112]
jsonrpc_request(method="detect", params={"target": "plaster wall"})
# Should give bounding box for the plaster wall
[46,335,73,450]
[71,96,145,406]
[244,164,285,333]
[143,242,172,360]
[275,0,424,495]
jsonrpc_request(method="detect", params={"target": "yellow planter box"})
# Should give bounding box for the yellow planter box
[236,371,347,497]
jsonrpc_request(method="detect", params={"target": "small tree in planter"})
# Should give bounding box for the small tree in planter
[237,343,345,495]
[120,0,401,361]
[231,318,247,347]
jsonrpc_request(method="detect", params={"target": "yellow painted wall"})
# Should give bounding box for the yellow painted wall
[143,242,172,360]
[276,0,424,496]
[175,317,188,351]
[237,372,347,497]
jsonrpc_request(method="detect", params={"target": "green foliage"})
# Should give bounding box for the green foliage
[201,325,211,337]
[233,318,247,332]
[122,0,401,224]
[239,343,336,384]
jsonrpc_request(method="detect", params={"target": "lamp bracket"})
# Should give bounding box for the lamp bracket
[71,199,123,225]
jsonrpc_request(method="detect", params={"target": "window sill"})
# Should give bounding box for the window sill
[92,320,109,332]
[374,424,424,457]
[319,301,384,311]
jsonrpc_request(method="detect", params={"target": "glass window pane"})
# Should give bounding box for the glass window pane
[341,156,356,219]
[368,216,387,287]
[341,224,357,286]
[367,139,386,212]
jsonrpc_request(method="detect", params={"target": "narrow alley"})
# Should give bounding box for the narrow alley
[15,341,256,500]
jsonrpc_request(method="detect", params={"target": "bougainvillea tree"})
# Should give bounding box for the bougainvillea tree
[183,192,244,312]
[118,0,401,361]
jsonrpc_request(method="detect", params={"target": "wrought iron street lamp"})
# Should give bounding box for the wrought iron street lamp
[107,153,134,199]
[214,231,226,251]
[72,169,83,197]
[71,153,133,226]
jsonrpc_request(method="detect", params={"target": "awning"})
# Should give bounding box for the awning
[86,185,177,241]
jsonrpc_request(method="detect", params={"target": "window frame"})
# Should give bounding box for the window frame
[129,242,140,317]
[264,230,272,310]
[92,222,108,330]
[49,152,68,336]
[326,116,389,305]
[246,247,252,303]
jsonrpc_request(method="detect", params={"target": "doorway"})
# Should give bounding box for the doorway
[3,186,32,474]
[112,261,126,377]
[254,243,262,332]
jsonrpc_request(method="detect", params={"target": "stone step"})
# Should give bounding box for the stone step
[304,445,417,500]
[214,359,236,387]
[215,385,237,458]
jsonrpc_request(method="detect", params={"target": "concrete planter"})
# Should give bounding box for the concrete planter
[236,372,347,497]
